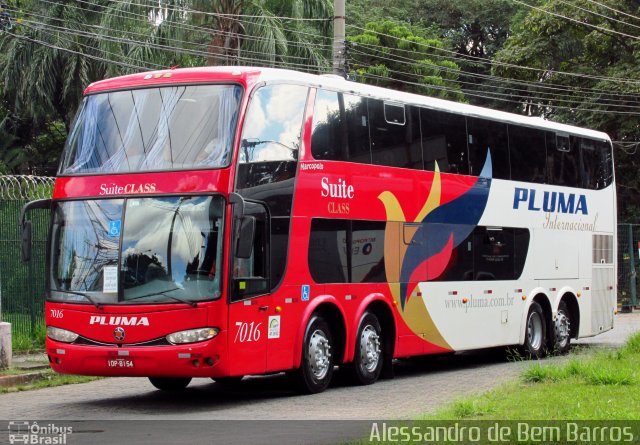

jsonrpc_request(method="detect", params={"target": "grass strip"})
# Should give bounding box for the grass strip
[428,334,640,421]
[0,369,100,393]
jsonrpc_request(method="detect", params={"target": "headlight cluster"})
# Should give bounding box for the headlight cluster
[166,327,219,345]
[47,326,79,343]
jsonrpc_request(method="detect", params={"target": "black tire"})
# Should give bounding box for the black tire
[521,301,547,359]
[347,312,383,385]
[148,377,192,391]
[551,301,571,355]
[295,315,334,394]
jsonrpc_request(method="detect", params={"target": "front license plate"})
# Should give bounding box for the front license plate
[107,359,134,368]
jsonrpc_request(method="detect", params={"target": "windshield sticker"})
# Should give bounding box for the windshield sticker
[301,285,310,301]
[108,220,121,237]
[268,316,281,339]
[103,266,118,293]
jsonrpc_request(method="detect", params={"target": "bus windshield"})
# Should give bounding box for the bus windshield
[49,195,224,305]
[59,84,242,175]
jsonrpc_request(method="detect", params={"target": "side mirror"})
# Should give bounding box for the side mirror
[236,216,256,259]
[19,198,51,263]
[21,220,33,262]
[228,192,245,219]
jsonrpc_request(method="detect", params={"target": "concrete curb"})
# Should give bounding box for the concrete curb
[0,371,48,388]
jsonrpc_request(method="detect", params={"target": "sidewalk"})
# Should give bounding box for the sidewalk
[0,351,49,388]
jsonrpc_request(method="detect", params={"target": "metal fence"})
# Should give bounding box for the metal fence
[618,223,640,310]
[0,176,54,344]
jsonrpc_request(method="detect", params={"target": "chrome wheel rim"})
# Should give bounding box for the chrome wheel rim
[308,329,331,380]
[359,324,381,373]
[527,311,543,351]
[555,310,570,349]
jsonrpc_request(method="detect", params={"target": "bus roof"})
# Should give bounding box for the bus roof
[85,66,610,142]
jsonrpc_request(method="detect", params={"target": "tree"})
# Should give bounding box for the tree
[348,20,465,101]
[415,0,524,108]
[0,0,334,174]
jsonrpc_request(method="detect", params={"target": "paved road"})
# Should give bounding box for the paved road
[1,312,638,444]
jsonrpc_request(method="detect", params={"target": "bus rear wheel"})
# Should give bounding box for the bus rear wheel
[521,301,547,359]
[295,315,334,394]
[551,301,571,355]
[347,312,383,385]
[148,377,192,391]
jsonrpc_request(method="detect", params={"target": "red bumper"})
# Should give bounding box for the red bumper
[46,335,229,378]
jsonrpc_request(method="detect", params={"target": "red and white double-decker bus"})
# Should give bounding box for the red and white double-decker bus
[21,67,616,393]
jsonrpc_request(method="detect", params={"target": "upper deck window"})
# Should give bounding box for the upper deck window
[59,84,242,175]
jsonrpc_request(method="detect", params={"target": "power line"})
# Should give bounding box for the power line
[554,0,640,32]
[349,42,640,105]
[132,0,333,22]
[512,0,640,41]
[359,71,640,116]
[583,0,640,23]
[347,23,640,86]
[3,28,146,70]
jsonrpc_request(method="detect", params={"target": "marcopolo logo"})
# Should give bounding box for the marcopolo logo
[513,187,588,215]
[89,316,150,326]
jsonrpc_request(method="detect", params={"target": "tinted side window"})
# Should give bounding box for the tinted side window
[514,227,530,278]
[580,138,613,190]
[596,141,613,189]
[270,217,290,288]
[343,95,371,163]
[369,100,422,169]
[351,220,386,283]
[432,225,475,281]
[467,118,509,179]
[474,227,514,280]
[311,89,345,161]
[237,84,307,216]
[309,219,348,283]
[579,138,599,189]
[431,225,530,281]
[308,219,387,283]
[509,125,547,183]
[421,109,469,174]
[547,133,580,187]
[240,84,307,163]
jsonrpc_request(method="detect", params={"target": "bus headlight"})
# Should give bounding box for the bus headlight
[166,327,219,345]
[47,326,79,343]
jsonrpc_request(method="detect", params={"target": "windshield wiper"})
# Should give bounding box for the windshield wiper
[125,287,197,308]
[52,289,103,309]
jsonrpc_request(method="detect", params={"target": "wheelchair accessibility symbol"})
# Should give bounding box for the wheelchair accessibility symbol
[108,220,121,237]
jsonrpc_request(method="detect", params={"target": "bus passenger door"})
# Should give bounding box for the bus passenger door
[227,202,271,376]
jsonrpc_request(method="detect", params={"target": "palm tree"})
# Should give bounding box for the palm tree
[0,0,333,173]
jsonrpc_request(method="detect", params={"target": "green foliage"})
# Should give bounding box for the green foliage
[430,333,640,421]
[523,358,635,386]
[348,20,465,100]
[0,370,100,393]
[0,0,333,174]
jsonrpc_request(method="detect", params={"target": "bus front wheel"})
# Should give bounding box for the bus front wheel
[295,315,335,394]
[347,312,383,385]
[148,377,192,391]
[522,302,547,359]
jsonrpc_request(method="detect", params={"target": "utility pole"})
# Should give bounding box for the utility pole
[333,0,346,77]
